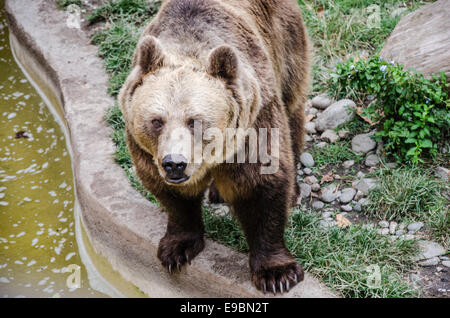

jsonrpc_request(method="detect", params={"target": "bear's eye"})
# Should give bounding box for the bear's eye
[152,119,164,130]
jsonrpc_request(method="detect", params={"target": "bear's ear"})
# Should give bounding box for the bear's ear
[133,35,165,74]
[207,46,239,83]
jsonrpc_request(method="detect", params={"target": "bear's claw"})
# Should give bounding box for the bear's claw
[252,261,304,296]
[157,233,205,274]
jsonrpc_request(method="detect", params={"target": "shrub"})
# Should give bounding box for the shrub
[329,55,449,163]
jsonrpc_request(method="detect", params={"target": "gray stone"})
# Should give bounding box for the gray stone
[442,261,450,268]
[320,190,337,203]
[377,228,389,235]
[380,0,450,84]
[418,257,440,267]
[340,204,352,212]
[311,183,321,192]
[300,152,315,167]
[311,95,333,109]
[356,171,365,179]
[435,166,449,182]
[212,205,231,217]
[308,107,318,116]
[385,162,397,169]
[395,230,404,236]
[303,168,312,175]
[321,130,339,143]
[365,154,379,167]
[353,202,362,212]
[407,222,424,233]
[354,190,365,201]
[414,240,446,261]
[343,160,355,169]
[378,221,389,228]
[299,183,312,199]
[389,221,398,235]
[312,200,324,210]
[339,188,356,204]
[304,176,318,185]
[352,132,377,154]
[338,130,349,139]
[316,142,328,149]
[305,122,316,134]
[322,211,332,218]
[319,219,335,229]
[315,99,356,132]
[304,134,312,142]
[354,178,377,195]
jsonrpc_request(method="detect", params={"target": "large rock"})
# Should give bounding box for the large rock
[380,0,450,83]
[314,99,356,132]
[413,240,446,261]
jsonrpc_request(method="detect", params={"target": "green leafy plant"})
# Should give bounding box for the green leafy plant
[329,55,449,163]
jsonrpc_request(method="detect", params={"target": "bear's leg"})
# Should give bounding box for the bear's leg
[233,187,304,294]
[156,193,205,273]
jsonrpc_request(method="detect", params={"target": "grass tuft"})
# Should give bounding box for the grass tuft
[366,167,449,247]
[311,141,362,167]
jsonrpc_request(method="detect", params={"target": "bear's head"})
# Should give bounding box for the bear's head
[120,35,256,186]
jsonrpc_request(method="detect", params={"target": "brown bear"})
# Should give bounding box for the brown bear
[119,0,311,295]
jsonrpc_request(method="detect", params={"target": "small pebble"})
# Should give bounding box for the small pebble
[304,176,318,185]
[300,152,315,167]
[353,202,362,212]
[341,204,352,212]
[389,221,398,235]
[407,222,424,233]
[343,160,355,169]
[311,183,321,192]
[442,261,450,268]
[303,168,312,175]
[312,200,324,210]
[322,211,332,218]
[377,228,389,235]
[378,221,389,228]
[418,257,440,267]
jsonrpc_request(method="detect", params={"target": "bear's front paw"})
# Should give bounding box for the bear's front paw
[251,259,304,295]
[157,233,205,274]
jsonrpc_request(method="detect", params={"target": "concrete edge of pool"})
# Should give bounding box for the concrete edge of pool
[4,0,339,298]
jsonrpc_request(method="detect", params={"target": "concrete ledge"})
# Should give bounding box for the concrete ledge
[5,0,338,298]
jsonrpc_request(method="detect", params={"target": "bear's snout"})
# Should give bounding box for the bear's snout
[162,154,189,184]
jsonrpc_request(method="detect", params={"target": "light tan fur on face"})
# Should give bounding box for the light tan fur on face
[125,65,240,185]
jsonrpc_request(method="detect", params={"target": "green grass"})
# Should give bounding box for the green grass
[81,0,434,298]
[297,0,433,92]
[56,0,83,9]
[204,207,419,298]
[311,141,363,167]
[336,116,372,138]
[91,20,142,95]
[87,0,160,24]
[366,167,449,247]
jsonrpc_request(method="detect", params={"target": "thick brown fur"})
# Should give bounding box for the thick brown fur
[119,0,311,294]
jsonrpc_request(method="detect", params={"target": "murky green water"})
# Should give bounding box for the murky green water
[0,2,107,298]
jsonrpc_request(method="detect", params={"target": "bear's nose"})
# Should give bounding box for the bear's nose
[162,154,188,181]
